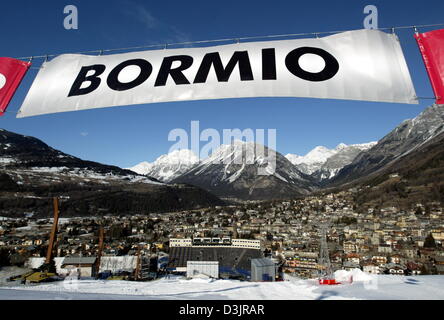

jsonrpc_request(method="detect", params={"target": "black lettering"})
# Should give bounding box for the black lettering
[68,64,106,97]
[262,48,276,80]
[285,47,339,82]
[154,55,193,86]
[107,59,152,91]
[194,51,253,83]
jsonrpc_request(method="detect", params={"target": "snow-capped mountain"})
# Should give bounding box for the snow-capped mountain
[172,140,315,200]
[312,142,377,181]
[286,142,377,180]
[127,149,199,182]
[286,146,338,175]
[331,104,444,185]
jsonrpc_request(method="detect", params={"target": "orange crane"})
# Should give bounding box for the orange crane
[45,197,60,265]
[18,197,60,283]
[134,245,142,280]
[95,226,105,278]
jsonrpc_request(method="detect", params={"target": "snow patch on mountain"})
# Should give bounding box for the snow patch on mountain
[127,149,199,182]
[8,167,163,185]
[193,140,286,183]
[0,157,15,164]
[286,142,377,179]
[286,146,337,172]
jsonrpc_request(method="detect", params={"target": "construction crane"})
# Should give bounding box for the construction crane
[15,197,60,283]
[94,225,105,278]
[134,245,142,280]
[45,197,60,266]
[318,221,340,285]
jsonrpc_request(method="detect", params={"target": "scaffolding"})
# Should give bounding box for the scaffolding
[318,222,339,285]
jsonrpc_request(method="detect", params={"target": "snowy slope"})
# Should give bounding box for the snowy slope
[0,128,161,186]
[127,149,199,182]
[286,146,339,175]
[1,270,444,300]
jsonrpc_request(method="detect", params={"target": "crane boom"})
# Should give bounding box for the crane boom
[95,226,105,277]
[45,197,59,265]
[134,245,142,280]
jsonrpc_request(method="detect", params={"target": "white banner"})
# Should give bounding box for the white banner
[18,29,417,118]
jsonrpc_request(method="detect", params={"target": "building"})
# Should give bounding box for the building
[169,238,193,247]
[168,237,262,277]
[61,256,97,278]
[372,255,388,265]
[436,256,444,275]
[169,237,261,250]
[231,239,261,250]
[362,263,380,274]
[186,261,219,278]
[343,241,357,253]
[251,258,276,282]
[378,244,393,254]
[168,246,262,275]
[384,263,406,275]
[99,256,138,273]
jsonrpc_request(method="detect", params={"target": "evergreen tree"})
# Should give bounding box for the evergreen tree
[415,206,423,215]
[424,233,437,248]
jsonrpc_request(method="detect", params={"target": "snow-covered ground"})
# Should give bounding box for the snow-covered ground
[23,167,163,185]
[1,270,444,300]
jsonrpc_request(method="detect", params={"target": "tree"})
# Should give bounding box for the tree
[424,233,437,248]
[0,249,11,267]
[109,225,128,239]
[415,206,423,215]
[9,253,27,266]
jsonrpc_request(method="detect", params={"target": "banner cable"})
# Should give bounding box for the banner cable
[12,22,444,61]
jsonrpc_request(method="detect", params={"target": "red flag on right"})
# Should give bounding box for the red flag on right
[415,29,444,105]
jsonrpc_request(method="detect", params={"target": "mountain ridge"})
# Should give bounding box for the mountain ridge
[2,104,443,210]
[0,129,225,217]
[127,149,199,182]
[286,142,377,180]
[172,140,316,200]
[330,104,444,186]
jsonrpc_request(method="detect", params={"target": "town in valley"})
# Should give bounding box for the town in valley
[1,187,443,282]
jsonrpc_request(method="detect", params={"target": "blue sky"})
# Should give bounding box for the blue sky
[0,0,443,167]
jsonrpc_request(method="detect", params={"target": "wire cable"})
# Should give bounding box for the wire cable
[13,22,444,61]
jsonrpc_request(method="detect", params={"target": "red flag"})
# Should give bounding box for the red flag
[415,29,444,105]
[0,57,31,116]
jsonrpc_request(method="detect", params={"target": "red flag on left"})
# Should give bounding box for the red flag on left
[0,57,31,116]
